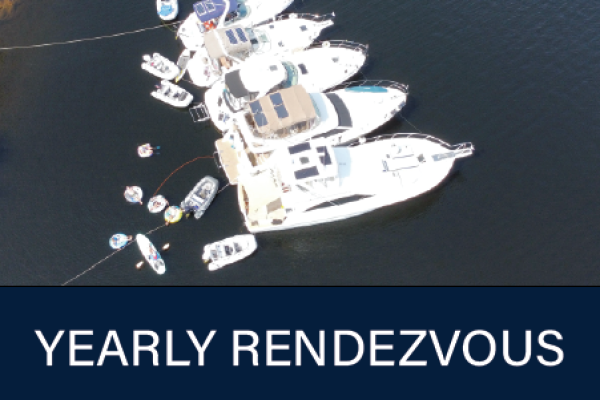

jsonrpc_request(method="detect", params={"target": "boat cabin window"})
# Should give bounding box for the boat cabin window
[298,64,308,75]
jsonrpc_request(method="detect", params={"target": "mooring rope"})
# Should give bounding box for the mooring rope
[0,21,181,51]
[61,224,168,286]
[399,111,423,134]
[152,155,215,197]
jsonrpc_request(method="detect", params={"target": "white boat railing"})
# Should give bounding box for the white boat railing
[258,12,336,25]
[326,80,409,94]
[347,133,475,156]
[309,40,369,56]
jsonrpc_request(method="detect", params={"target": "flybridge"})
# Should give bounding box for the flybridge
[34,329,563,367]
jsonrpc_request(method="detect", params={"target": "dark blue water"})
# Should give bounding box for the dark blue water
[1,0,599,285]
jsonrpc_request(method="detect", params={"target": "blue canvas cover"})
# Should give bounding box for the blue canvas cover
[194,0,238,23]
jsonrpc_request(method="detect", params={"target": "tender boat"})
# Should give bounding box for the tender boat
[148,195,169,213]
[157,0,179,21]
[186,13,334,88]
[141,53,180,80]
[164,206,183,224]
[175,49,192,83]
[124,186,143,204]
[177,0,294,51]
[202,234,257,271]
[204,40,369,132]
[236,134,474,232]
[136,234,166,275]
[110,234,132,250]
[181,176,219,219]
[151,80,194,108]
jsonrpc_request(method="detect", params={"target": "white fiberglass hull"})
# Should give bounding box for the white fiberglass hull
[187,16,334,88]
[178,0,294,50]
[204,41,368,132]
[239,135,474,233]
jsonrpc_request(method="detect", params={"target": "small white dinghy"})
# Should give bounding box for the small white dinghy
[202,234,257,271]
[136,234,166,275]
[142,53,180,80]
[151,80,194,108]
[148,195,169,213]
[157,0,178,21]
[124,186,143,204]
[175,49,192,83]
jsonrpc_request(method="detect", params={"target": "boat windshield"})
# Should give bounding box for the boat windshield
[281,62,299,89]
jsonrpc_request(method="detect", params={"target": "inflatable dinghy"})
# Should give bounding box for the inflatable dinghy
[151,80,193,108]
[142,53,180,80]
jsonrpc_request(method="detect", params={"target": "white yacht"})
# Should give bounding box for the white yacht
[186,13,335,88]
[235,134,474,232]
[228,81,407,153]
[177,0,294,51]
[204,40,369,132]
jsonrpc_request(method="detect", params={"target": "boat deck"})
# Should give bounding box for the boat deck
[215,139,239,184]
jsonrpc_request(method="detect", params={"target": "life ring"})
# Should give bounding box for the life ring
[164,206,183,224]
[110,234,132,249]
[138,143,154,158]
[203,20,216,30]
[148,195,168,213]
[124,186,143,204]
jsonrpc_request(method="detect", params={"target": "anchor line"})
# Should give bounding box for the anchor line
[60,224,168,286]
[0,21,181,51]
[399,111,423,134]
[152,155,215,197]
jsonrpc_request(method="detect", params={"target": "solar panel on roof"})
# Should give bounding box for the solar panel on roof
[288,142,311,154]
[226,30,238,44]
[250,101,262,114]
[254,112,268,127]
[294,166,320,180]
[270,93,283,106]
[236,28,248,42]
[275,105,289,119]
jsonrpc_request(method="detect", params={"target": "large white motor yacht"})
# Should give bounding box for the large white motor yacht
[204,40,369,132]
[235,134,474,232]
[178,0,294,51]
[186,13,335,88]
[231,81,408,153]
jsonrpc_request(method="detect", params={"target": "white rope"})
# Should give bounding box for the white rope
[0,21,180,51]
[61,224,167,286]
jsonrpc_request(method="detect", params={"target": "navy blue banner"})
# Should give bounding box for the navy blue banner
[1,288,596,397]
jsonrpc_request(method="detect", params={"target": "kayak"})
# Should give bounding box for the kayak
[136,234,166,275]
